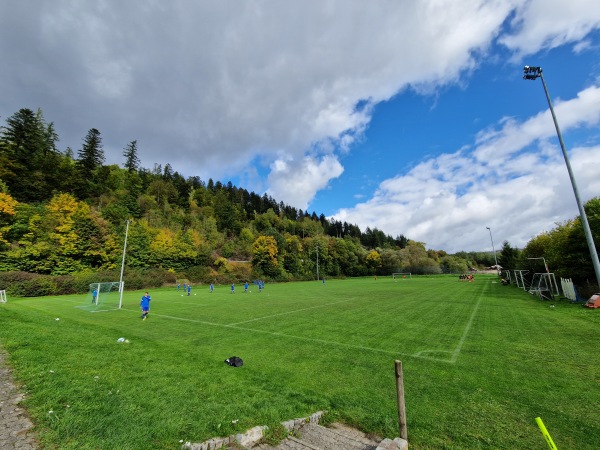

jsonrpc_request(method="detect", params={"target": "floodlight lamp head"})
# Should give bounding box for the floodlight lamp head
[523,65,542,78]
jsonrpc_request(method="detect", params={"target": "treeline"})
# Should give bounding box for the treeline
[1,107,598,295]
[0,107,461,292]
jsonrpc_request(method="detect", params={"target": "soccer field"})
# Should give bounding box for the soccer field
[1,276,599,449]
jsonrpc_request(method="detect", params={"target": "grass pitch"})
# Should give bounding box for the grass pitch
[0,275,599,449]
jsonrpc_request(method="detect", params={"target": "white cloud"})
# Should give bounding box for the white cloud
[500,0,600,57]
[0,0,515,190]
[267,155,344,211]
[333,85,600,252]
[1,0,600,255]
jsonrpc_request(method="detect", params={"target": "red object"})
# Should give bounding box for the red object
[585,293,600,308]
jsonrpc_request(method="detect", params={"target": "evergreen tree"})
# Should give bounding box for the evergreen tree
[77,128,104,175]
[498,241,519,271]
[123,140,140,172]
[0,108,50,202]
[76,128,104,198]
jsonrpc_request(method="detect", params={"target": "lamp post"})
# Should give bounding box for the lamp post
[523,66,600,289]
[486,227,500,276]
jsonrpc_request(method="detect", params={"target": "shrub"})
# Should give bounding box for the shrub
[9,276,57,297]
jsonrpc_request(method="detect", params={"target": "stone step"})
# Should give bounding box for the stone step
[298,423,379,450]
[255,423,379,450]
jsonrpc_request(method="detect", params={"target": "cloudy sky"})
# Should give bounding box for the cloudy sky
[2,1,600,253]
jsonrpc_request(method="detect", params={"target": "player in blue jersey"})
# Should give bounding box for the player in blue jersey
[140,292,151,320]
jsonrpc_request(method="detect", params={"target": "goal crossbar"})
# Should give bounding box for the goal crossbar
[392,272,412,279]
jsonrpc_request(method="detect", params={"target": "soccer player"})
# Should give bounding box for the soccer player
[210,283,214,293]
[92,288,98,304]
[230,283,235,294]
[187,284,191,296]
[244,282,249,293]
[140,292,151,320]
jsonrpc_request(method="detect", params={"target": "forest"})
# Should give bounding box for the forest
[1,108,599,295]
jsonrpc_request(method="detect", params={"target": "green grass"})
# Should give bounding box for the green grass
[1,276,599,449]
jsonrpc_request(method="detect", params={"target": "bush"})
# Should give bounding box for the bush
[9,276,57,297]
[0,268,178,297]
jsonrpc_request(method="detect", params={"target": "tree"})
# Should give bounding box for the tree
[365,249,382,274]
[0,192,18,246]
[123,140,140,172]
[77,128,104,175]
[498,241,520,271]
[252,235,279,276]
[0,108,60,202]
[76,128,104,198]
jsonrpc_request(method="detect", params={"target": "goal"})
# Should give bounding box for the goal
[392,272,412,279]
[80,282,124,311]
[0,290,6,303]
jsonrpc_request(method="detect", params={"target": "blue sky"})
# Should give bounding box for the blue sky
[1,1,600,253]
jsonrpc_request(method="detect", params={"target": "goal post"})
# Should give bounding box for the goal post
[392,272,412,279]
[81,282,124,311]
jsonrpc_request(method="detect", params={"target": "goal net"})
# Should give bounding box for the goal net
[392,272,411,279]
[79,282,124,311]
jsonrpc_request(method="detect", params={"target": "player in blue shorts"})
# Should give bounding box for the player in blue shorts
[231,283,235,294]
[140,291,151,320]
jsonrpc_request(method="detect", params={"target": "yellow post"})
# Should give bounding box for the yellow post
[535,417,558,450]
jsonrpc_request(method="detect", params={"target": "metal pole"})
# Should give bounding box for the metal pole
[316,244,319,281]
[536,71,600,289]
[486,227,499,276]
[118,220,130,309]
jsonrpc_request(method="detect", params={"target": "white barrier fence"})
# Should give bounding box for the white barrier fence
[560,278,575,302]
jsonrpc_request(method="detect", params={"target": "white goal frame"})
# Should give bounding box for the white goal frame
[392,272,412,279]
[0,290,6,303]
[90,282,125,309]
[513,270,530,290]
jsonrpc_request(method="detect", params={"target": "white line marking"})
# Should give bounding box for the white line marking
[450,295,483,363]
[227,299,357,326]
[120,308,451,362]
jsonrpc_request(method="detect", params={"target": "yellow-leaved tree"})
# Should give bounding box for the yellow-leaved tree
[0,192,18,246]
[252,235,279,277]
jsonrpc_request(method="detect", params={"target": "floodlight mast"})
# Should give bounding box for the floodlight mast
[523,66,600,289]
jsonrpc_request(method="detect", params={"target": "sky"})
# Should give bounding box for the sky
[1,0,600,253]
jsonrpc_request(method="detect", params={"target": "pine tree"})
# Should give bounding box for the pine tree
[76,128,105,198]
[123,140,140,172]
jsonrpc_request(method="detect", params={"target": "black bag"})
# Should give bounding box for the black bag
[225,356,243,367]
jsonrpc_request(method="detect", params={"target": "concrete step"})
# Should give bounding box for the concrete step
[255,423,379,450]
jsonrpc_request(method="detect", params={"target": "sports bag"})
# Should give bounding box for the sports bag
[225,356,243,367]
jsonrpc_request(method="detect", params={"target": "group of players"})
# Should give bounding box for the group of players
[140,280,266,320]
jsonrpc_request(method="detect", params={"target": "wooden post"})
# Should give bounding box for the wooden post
[395,360,408,440]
